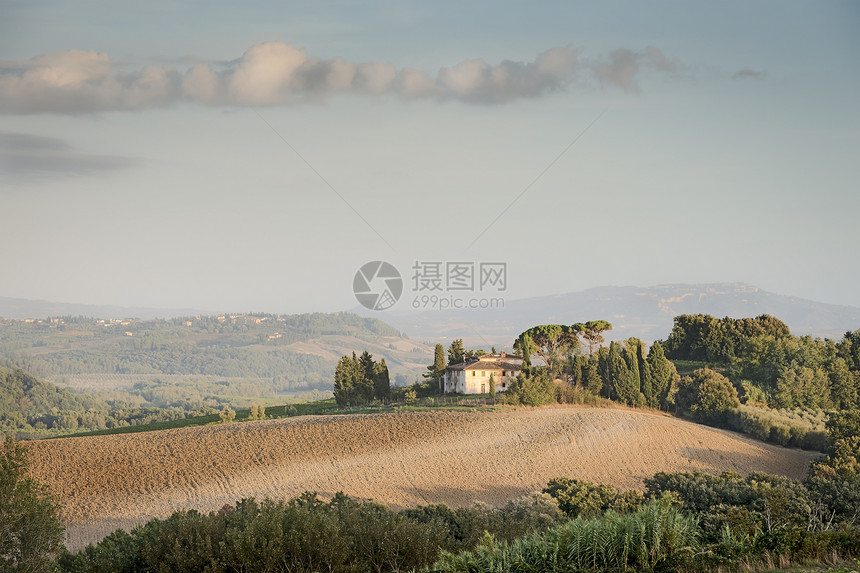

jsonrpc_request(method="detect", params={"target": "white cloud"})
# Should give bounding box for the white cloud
[0,43,682,114]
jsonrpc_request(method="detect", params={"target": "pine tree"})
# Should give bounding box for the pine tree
[448,339,465,365]
[488,373,496,403]
[647,342,676,410]
[374,358,390,401]
[358,351,376,403]
[333,354,354,407]
[637,340,655,407]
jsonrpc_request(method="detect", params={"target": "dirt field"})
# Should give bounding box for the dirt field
[24,406,819,551]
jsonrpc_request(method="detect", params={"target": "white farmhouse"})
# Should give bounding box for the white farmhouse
[443,352,523,394]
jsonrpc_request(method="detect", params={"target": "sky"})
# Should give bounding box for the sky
[1,1,859,315]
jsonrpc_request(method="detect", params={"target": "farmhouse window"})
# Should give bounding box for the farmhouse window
[481,371,485,376]
[472,371,475,376]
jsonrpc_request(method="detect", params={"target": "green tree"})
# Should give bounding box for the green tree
[647,342,677,409]
[488,373,495,403]
[574,320,613,356]
[447,339,465,365]
[333,353,356,407]
[219,406,235,423]
[424,344,446,391]
[605,341,637,405]
[675,368,740,424]
[373,358,390,401]
[0,437,64,572]
[514,325,580,374]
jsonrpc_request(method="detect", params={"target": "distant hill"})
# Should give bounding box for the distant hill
[0,296,207,321]
[0,312,433,394]
[366,283,860,348]
[0,366,106,433]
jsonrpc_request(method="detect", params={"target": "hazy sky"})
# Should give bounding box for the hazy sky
[1,1,858,314]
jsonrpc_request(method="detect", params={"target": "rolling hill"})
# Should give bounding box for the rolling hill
[25,406,818,551]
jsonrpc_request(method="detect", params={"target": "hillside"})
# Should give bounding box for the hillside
[24,406,818,550]
[371,283,860,347]
[0,367,106,433]
[0,313,433,406]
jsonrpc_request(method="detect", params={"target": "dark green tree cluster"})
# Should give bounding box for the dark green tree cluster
[333,351,390,407]
[663,314,860,410]
[577,339,677,408]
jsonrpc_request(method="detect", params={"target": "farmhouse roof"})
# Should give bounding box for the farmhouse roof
[446,360,523,372]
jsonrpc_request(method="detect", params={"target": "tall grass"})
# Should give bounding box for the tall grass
[433,497,700,572]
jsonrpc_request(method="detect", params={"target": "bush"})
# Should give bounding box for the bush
[0,437,64,572]
[219,406,235,423]
[506,371,555,406]
[675,368,740,424]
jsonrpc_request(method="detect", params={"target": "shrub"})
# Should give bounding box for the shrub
[219,406,235,423]
[0,437,64,572]
[675,368,740,425]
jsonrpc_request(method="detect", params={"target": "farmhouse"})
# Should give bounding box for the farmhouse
[443,352,523,394]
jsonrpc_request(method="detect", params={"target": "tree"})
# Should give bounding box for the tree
[574,320,613,356]
[374,359,390,402]
[424,344,446,389]
[219,406,236,423]
[675,368,740,424]
[488,373,496,403]
[607,341,638,405]
[447,339,465,365]
[514,325,580,374]
[0,437,64,572]
[647,342,677,410]
[333,353,357,407]
[248,404,265,420]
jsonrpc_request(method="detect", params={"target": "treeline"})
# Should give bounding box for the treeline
[663,314,860,410]
[333,351,390,406]
[52,414,860,572]
[0,367,224,436]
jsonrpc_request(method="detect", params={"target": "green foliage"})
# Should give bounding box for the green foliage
[674,368,740,424]
[1,437,64,572]
[219,406,235,423]
[333,351,390,407]
[809,411,860,480]
[447,339,465,365]
[664,313,791,363]
[59,491,566,573]
[403,388,418,406]
[543,477,642,518]
[647,342,678,410]
[514,324,580,374]
[425,344,446,385]
[504,371,555,406]
[573,319,613,356]
[248,404,265,420]
[433,497,700,573]
[664,315,860,411]
[721,403,829,450]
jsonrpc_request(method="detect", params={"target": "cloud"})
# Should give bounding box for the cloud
[0,131,135,181]
[591,46,683,92]
[0,43,682,114]
[732,68,766,80]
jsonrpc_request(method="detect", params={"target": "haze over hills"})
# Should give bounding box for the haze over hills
[363,283,860,349]
[0,296,208,321]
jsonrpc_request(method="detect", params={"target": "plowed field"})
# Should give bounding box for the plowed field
[25,406,818,550]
